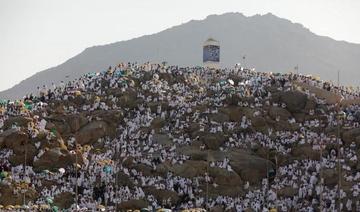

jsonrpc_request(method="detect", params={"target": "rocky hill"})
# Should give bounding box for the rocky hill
[1,63,360,211]
[2,12,360,100]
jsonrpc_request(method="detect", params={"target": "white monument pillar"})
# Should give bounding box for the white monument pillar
[203,38,220,69]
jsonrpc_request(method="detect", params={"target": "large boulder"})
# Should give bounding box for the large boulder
[250,116,268,133]
[294,82,341,105]
[144,187,179,204]
[208,112,230,123]
[210,206,224,212]
[304,97,317,111]
[4,116,33,130]
[64,114,88,133]
[280,91,307,113]
[75,121,112,145]
[170,160,207,178]
[153,134,172,147]
[323,168,339,186]
[0,129,28,150]
[53,192,74,209]
[151,117,165,131]
[177,147,227,162]
[33,148,82,170]
[9,144,37,166]
[209,167,242,186]
[118,199,148,210]
[220,107,243,122]
[0,184,38,206]
[203,184,243,198]
[0,129,38,166]
[228,150,274,185]
[268,106,291,121]
[201,133,226,150]
[118,90,138,109]
[342,128,360,145]
[278,186,297,197]
[291,144,320,160]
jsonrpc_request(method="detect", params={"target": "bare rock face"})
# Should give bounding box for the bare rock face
[33,148,82,170]
[0,184,38,206]
[118,199,148,210]
[342,128,360,145]
[170,160,208,178]
[75,121,111,145]
[65,114,88,133]
[304,97,317,111]
[204,184,244,198]
[153,133,172,147]
[209,167,242,186]
[220,107,243,122]
[323,168,339,186]
[210,205,224,212]
[143,187,179,204]
[9,144,37,166]
[201,133,226,150]
[151,117,165,131]
[292,144,320,160]
[0,129,38,166]
[278,186,297,197]
[208,112,230,123]
[3,116,33,130]
[53,192,74,209]
[268,106,291,121]
[118,90,138,109]
[228,150,274,185]
[1,129,28,150]
[250,116,268,133]
[280,91,307,113]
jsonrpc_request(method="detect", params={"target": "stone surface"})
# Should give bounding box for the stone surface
[53,192,74,209]
[201,133,225,150]
[280,91,307,113]
[75,121,111,145]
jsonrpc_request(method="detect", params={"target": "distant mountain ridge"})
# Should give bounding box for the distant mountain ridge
[1,12,360,99]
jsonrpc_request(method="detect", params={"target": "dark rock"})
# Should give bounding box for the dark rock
[280,91,307,113]
[4,116,33,130]
[209,167,242,186]
[75,121,111,145]
[171,160,207,178]
[53,192,74,209]
[228,150,274,185]
[201,133,226,150]
[118,199,148,210]
[343,128,360,145]
[268,106,291,121]
[291,144,320,160]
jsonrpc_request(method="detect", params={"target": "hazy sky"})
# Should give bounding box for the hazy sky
[0,0,359,92]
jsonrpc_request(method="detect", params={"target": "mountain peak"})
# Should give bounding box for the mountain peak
[1,13,360,100]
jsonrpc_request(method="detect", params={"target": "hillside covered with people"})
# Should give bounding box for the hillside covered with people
[1,62,360,211]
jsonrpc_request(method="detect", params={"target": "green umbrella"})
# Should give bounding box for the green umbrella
[24,102,32,110]
[103,165,112,174]
[52,205,59,212]
[46,197,53,205]
[0,171,8,179]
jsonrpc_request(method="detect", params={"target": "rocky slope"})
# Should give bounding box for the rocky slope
[1,63,360,211]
